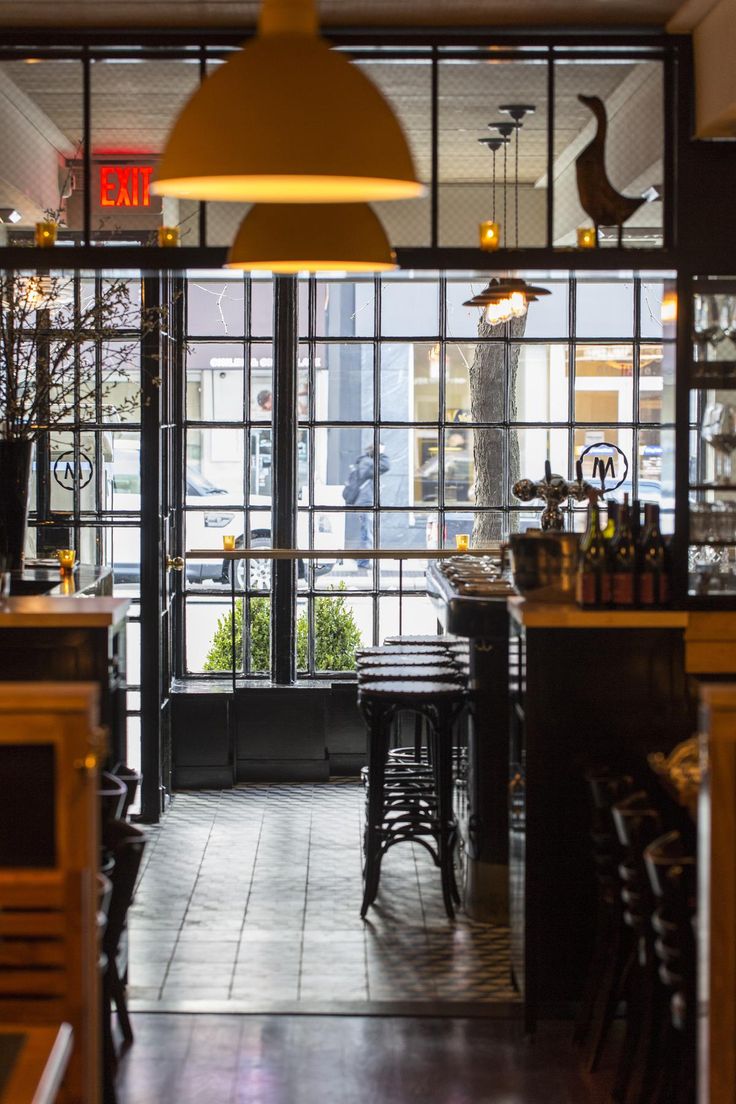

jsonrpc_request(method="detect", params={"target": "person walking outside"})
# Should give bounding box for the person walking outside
[342,443,390,569]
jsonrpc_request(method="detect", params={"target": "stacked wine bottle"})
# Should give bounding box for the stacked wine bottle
[576,494,671,609]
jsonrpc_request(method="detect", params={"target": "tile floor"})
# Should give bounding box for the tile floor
[128,782,518,1013]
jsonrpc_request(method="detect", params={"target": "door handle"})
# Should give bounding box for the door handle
[166,555,185,572]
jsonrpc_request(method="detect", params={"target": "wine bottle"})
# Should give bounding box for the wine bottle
[639,503,669,606]
[602,500,618,543]
[577,501,608,608]
[609,493,636,607]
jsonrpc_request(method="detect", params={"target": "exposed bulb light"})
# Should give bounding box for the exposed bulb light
[464,277,550,326]
[153,0,423,204]
[225,203,397,273]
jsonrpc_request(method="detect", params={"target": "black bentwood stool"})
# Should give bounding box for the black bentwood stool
[575,768,635,1072]
[643,831,697,1104]
[357,678,466,919]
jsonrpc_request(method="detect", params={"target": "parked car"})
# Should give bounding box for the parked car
[110,444,339,587]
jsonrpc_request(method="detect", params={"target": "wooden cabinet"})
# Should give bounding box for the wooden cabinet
[0,683,105,1104]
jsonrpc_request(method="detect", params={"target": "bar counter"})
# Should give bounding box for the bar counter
[0,567,129,761]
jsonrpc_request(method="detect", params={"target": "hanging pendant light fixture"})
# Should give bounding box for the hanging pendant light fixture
[152,0,424,204]
[226,203,397,273]
[463,277,551,326]
[486,121,517,247]
[498,104,535,248]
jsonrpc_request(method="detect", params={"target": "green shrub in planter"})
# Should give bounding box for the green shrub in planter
[203,586,361,673]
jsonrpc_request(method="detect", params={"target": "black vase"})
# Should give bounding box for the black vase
[0,439,33,571]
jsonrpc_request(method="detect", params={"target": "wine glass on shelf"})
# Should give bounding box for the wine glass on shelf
[701,401,736,485]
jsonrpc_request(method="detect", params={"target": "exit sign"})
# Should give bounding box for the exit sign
[99,165,153,207]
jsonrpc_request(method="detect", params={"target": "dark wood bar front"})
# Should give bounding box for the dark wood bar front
[508,599,698,1032]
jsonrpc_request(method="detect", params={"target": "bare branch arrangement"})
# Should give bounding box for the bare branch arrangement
[0,272,162,440]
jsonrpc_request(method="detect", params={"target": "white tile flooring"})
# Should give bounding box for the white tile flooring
[128,782,518,1013]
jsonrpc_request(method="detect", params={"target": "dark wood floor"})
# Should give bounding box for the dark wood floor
[116,1014,612,1104]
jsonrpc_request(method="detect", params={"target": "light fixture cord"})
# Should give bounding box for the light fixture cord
[259,0,318,36]
[492,150,497,223]
[503,140,508,248]
[515,125,520,248]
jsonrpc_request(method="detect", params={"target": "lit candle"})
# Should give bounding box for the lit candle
[222,534,236,551]
[479,220,501,252]
[35,220,58,247]
[455,533,470,552]
[158,225,180,247]
[576,226,596,249]
[56,548,76,574]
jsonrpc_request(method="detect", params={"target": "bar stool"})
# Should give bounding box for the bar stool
[575,768,635,1072]
[643,831,696,1104]
[611,790,664,1104]
[358,678,466,919]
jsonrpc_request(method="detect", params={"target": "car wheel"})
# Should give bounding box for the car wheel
[244,535,272,591]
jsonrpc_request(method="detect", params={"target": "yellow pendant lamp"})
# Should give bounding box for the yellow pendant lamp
[226,204,397,273]
[152,0,424,204]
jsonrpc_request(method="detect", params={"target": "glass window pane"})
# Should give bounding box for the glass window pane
[639,343,672,423]
[639,427,675,509]
[380,278,439,338]
[574,429,634,499]
[513,428,569,492]
[379,554,428,592]
[187,276,245,336]
[513,344,570,423]
[186,428,244,504]
[312,426,373,507]
[443,428,474,506]
[249,428,272,504]
[574,344,634,423]
[522,280,569,339]
[311,342,374,422]
[377,509,428,553]
[640,280,667,340]
[575,279,634,339]
[251,279,273,338]
[381,428,438,507]
[470,428,506,508]
[379,594,438,641]
[249,342,274,421]
[315,280,375,338]
[381,343,439,422]
[186,343,244,421]
[187,597,240,674]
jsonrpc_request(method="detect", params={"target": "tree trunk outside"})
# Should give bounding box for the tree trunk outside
[470,313,527,545]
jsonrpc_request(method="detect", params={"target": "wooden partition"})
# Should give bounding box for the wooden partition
[0,683,105,1104]
[697,684,736,1104]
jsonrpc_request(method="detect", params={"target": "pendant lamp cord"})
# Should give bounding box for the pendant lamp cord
[259,0,317,36]
[492,150,497,223]
[502,140,507,249]
[515,125,520,248]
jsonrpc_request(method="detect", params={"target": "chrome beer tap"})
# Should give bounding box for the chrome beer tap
[512,460,602,531]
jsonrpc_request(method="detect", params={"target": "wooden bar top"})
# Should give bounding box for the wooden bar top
[507,597,689,629]
[0,596,129,628]
[0,1024,73,1104]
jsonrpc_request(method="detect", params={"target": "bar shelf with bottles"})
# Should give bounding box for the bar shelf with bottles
[577,496,671,610]
[686,276,736,602]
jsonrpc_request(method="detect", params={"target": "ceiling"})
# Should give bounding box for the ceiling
[0,0,687,29]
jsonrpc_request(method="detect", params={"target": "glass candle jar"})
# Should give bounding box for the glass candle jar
[35,220,58,247]
[157,225,180,247]
[478,220,500,251]
[576,227,596,249]
[455,533,470,552]
[56,548,76,574]
[222,534,236,551]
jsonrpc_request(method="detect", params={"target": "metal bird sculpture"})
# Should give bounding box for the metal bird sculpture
[575,94,646,246]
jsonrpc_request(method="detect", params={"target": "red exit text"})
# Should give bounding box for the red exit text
[100,165,153,207]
